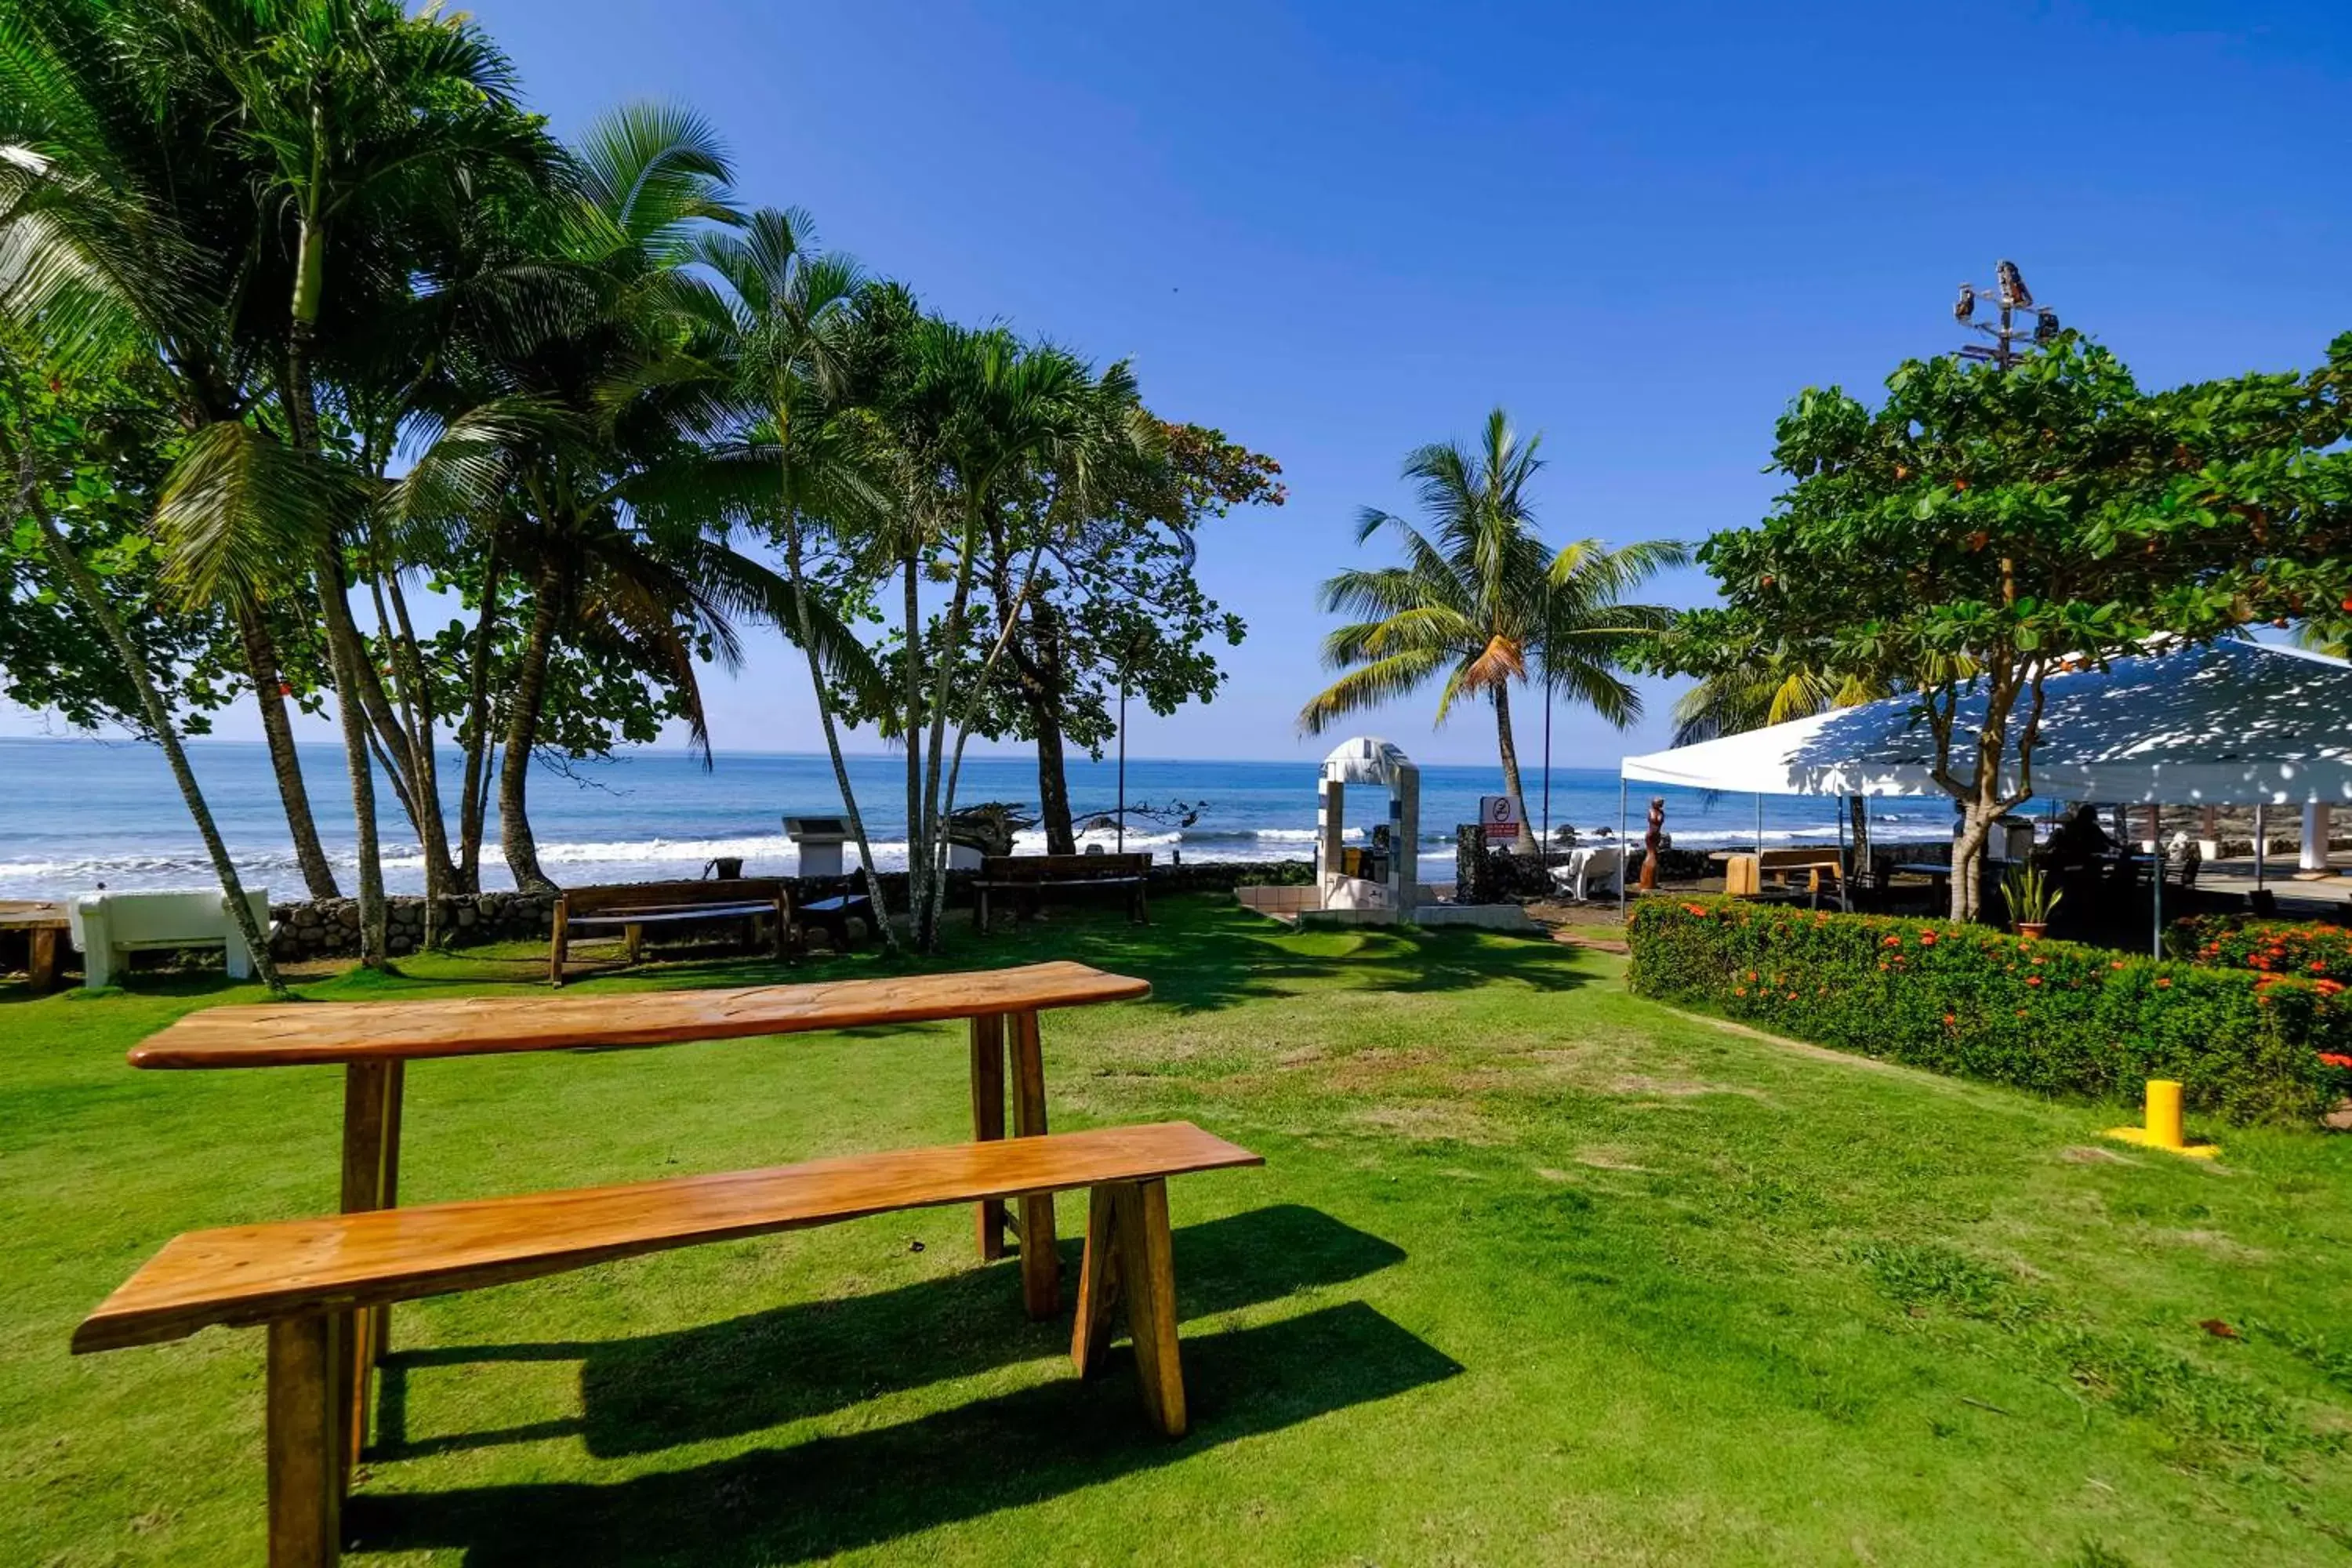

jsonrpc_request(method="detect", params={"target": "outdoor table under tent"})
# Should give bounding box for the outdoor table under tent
[1613,639,2352,953]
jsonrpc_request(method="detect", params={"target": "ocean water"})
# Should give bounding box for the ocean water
[0,735,1969,900]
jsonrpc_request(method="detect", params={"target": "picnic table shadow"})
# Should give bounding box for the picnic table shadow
[349,1298,1457,1567]
[373,1203,1408,1462]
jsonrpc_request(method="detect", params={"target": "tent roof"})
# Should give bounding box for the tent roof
[1621,640,2352,804]
[1322,735,1416,786]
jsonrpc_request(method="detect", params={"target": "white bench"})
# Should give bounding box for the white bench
[68,889,270,989]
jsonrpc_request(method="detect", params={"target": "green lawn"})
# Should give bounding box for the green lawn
[5,895,2350,1566]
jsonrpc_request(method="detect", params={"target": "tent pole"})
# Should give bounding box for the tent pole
[2255,803,2267,891]
[1618,775,1628,919]
[2151,815,2164,959]
[1756,793,1765,855]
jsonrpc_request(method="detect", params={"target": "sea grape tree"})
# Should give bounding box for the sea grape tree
[1668,333,2352,920]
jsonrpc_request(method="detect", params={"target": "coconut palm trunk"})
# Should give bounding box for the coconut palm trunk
[499,563,564,893]
[1491,682,1540,856]
[233,597,339,898]
[30,501,285,996]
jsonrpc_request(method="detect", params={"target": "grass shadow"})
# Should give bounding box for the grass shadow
[372,1203,1407,1461]
[349,1301,1460,1566]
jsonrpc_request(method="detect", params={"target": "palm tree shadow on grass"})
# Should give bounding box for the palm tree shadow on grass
[349,1301,1459,1567]
[373,1203,1409,1462]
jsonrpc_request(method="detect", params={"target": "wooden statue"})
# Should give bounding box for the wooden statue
[1640,797,1665,891]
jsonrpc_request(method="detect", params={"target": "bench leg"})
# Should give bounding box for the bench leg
[624,922,643,966]
[547,905,568,987]
[27,926,58,993]
[1070,1183,1123,1376]
[267,1315,343,1568]
[1072,1179,1185,1436]
[969,1014,1007,1260]
[1010,1009,1060,1318]
[337,1064,397,1478]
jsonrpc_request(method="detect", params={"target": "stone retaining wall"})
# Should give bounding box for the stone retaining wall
[267,858,1322,960]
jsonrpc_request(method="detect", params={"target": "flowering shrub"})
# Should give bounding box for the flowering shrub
[1628,898,2350,1125]
[2167,915,2352,989]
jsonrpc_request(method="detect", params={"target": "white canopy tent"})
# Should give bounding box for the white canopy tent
[1614,640,2352,947]
[1621,640,2352,805]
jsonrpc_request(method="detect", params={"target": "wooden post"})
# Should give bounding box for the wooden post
[336,1064,394,1475]
[267,1314,343,1568]
[546,900,568,987]
[623,922,644,965]
[27,924,59,993]
[1111,1178,1185,1436]
[968,1014,1007,1259]
[1010,1009,1060,1318]
[1070,1183,1123,1375]
[368,1062,403,1366]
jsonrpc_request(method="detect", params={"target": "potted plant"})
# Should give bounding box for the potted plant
[2002,862,2061,940]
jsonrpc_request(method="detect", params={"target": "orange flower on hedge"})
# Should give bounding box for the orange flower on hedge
[2319,980,2345,996]
[2321,1051,2352,1069]
[1943,1012,1957,1027]
[1919,931,1937,946]
[2027,975,2043,986]
[2110,961,2126,971]
[2155,977,2172,988]
[1882,935,1902,947]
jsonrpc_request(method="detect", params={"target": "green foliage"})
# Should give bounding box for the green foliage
[1661,336,2352,916]
[0,347,237,735]
[2167,914,2352,989]
[1627,898,2345,1124]
[2001,862,2062,927]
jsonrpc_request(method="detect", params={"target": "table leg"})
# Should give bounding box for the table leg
[1010,1008,1060,1318]
[968,1014,1007,1260]
[336,1063,397,1480]
[368,1062,403,1367]
[28,927,59,993]
[267,1314,343,1568]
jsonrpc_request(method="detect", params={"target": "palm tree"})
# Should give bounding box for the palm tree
[0,0,344,902]
[1301,409,1681,855]
[703,209,900,947]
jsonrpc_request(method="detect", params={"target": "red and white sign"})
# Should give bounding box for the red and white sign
[1479,794,1521,841]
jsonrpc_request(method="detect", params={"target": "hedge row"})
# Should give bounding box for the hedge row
[2166,914,2352,986]
[1627,898,2349,1125]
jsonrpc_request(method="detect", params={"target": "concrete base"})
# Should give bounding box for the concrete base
[1404,904,1540,931]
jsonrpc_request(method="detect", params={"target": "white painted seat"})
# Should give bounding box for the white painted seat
[67,889,270,989]
[1553,847,1622,901]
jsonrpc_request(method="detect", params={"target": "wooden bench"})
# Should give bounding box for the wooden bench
[74,1121,1258,1566]
[550,877,789,985]
[792,875,876,951]
[0,900,69,993]
[972,853,1151,930]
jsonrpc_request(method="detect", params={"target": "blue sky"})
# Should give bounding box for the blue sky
[12,0,2352,765]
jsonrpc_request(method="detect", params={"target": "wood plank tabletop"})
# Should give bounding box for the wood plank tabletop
[129,960,1152,1070]
[0,899,67,931]
[74,1121,1257,1351]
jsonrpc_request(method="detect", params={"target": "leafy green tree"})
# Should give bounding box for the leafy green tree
[962,421,1280,853]
[1301,408,1681,854]
[0,340,286,993]
[1666,335,2352,920]
[0,0,350,900]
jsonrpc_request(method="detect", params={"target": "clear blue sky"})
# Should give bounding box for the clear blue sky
[13,1,2352,766]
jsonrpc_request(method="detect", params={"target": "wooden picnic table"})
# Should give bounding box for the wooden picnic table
[130,960,1150,1462]
[1,900,69,993]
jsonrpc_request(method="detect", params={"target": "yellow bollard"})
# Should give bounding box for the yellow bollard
[2106,1078,2217,1159]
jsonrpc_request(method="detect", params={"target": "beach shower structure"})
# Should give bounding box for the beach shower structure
[1313,735,1421,920]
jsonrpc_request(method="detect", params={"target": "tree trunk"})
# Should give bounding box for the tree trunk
[287,221,388,969]
[499,564,563,894]
[1848,795,1871,890]
[1493,682,1540,856]
[234,597,339,899]
[31,505,286,996]
[782,508,896,952]
[1023,600,1077,855]
[901,556,927,944]
[1951,803,1998,924]
[456,545,502,895]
